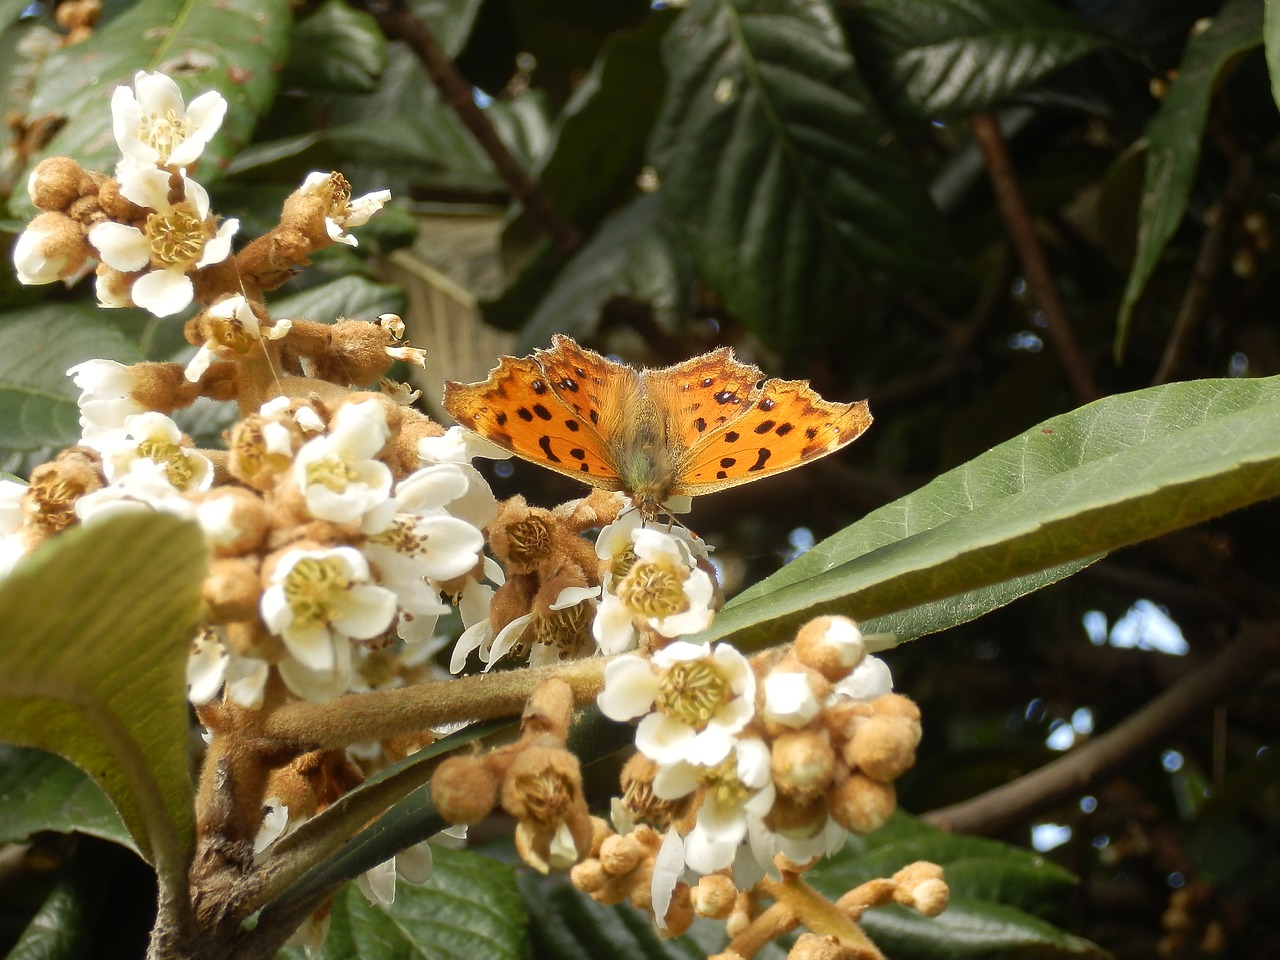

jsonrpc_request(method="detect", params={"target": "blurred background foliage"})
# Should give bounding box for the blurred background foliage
[2,0,1279,957]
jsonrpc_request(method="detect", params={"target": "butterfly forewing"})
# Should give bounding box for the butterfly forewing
[442,351,624,490]
[644,348,771,452]
[670,379,873,495]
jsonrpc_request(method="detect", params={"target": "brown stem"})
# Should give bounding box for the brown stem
[1152,151,1254,385]
[922,622,1280,835]
[261,656,608,751]
[367,0,580,254]
[969,112,1099,405]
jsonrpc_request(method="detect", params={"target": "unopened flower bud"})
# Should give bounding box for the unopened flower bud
[830,772,896,834]
[771,729,836,800]
[203,557,262,622]
[13,212,90,285]
[692,873,737,919]
[27,157,91,212]
[194,487,269,556]
[794,615,865,680]
[789,933,864,960]
[599,833,643,876]
[843,713,920,782]
[432,755,500,825]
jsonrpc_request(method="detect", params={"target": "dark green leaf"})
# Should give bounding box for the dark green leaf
[5,840,123,960]
[15,0,293,211]
[283,847,529,960]
[0,304,144,452]
[0,745,134,853]
[649,0,950,350]
[516,193,695,352]
[502,10,675,266]
[1265,0,1280,107]
[1114,0,1262,359]
[283,0,387,94]
[857,900,1104,959]
[702,375,1280,651]
[844,0,1118,119]
[0,512,206,892]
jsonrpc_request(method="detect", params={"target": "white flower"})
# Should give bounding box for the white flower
[598,641,755,768]
[185,294,292,382]
[75,459,197,524]
[298,171,390,247]
[0,481,29,577]
[112,71,227,168]
[88,164,238,317]
[261,546,397,700]
[418,425,514,465]
[762,671,821,729]
[830,655,894,702]
[653,738,775,875]
[593,527,715,654]
[449,577,497,673]
[67,359,147,448]
[292,400,393,524]
[12,214,90,285]
[99,411,213,492]
[187,629,269,708]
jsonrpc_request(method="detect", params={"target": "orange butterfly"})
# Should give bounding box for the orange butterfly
[443,335,872,520]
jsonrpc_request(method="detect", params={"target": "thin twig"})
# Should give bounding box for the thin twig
[366,0,581,254]
[922,622,1280,835]
[1152,151,1254,384]
[970,112,1099,405]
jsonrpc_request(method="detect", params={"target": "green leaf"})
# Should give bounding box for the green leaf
[808,815,1100,958]
[1114,0,1263,360]
[502,10,675,266]
[0,512,206,891]
[1266,0,1280,106]
[701,375,1280,651]
[287,847,529,960]
[283,0,387,94]
[0,745,134,853]
[14,0,293,211]
[844,0,1117,119]
[5,840,123,960]
[0,304,144,452]
[649,0,950,350]
[267,276,408,324]
[515,193,695,352]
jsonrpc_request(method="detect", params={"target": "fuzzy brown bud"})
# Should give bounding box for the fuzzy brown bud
[771,729,837,800]
[203,558,263,623]
[692,874,738,919]
[27,157,91,212]
[844,712,920,783]
[794,616,866,681]
[192,487,270,556]
[829,772,896,835]
[432,755,500,825]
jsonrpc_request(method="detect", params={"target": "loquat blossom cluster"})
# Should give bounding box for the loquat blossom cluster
[6,71,948,960]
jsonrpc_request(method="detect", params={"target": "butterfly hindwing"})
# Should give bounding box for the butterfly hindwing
[442,351,623,490]
[643,347,770,452]
[671,378,872,495]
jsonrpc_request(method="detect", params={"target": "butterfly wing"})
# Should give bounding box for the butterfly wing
[443,343,628,491]
[649,360,872,495]
[642,347,771,449]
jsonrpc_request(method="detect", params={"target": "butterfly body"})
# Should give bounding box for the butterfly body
[443,335,872,519]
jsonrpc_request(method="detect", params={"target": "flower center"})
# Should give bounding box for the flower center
[146,200,207,269]
[531,599,593,655]
[701,755,751,809]
[138,109,197,165]
[134,437,197,489]
[513,769,573,825]
[507,517,552,566]
[282,556,349,627]
[372,516,422,557]
[655,660,728,728]
[305,454,359,493]
[617,560,687,619]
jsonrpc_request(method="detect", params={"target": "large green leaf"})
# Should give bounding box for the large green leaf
[13,0,292,211]
[281,847,529,960]
[0,745,134,853]
[5,840,123,960]
[809,814,1100,959]
[648,0,950,350]
[0,304,144,452]
[282,0,387,94]
[1114,0,1262,359]
[0,512,206,890]
[843,0,1117,119]
[267,276,408,325]
[701,375,1280,651]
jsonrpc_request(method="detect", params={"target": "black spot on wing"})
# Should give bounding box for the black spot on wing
[532,404,552,421]
[517,408,534,422]
[753,419,776,435]
[538,435,561,463]
[748,448,771,472]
